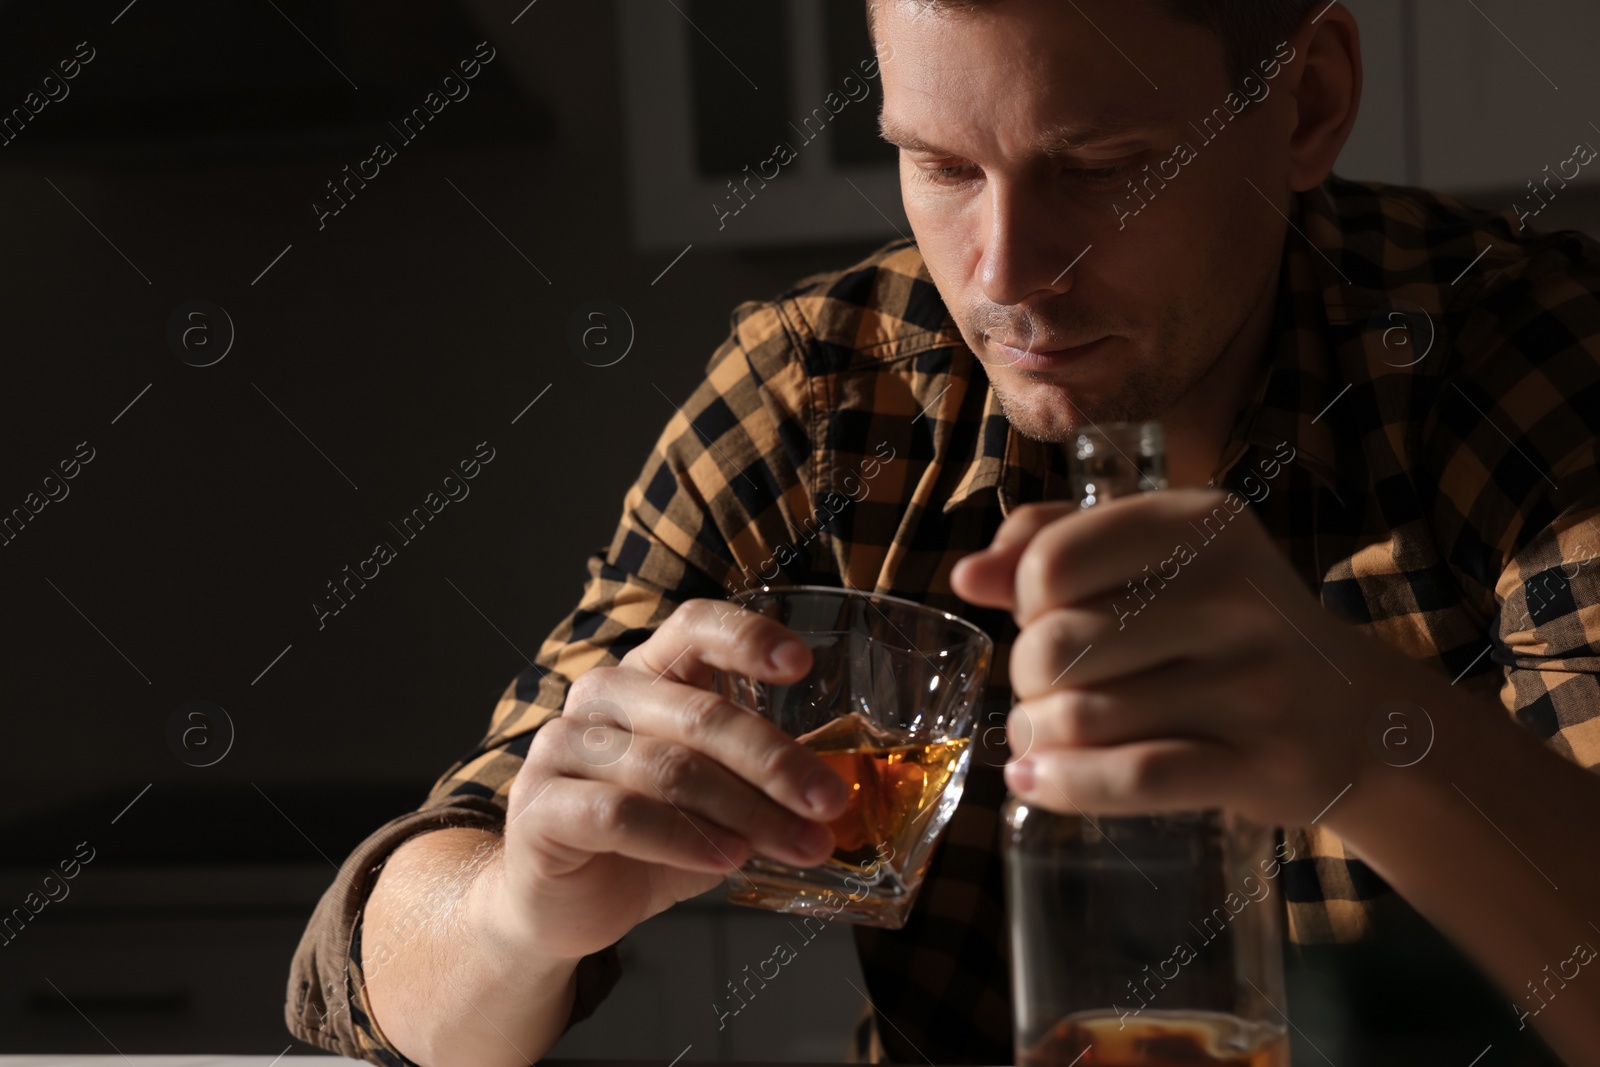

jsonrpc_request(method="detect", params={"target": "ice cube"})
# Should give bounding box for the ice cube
[795,711,911,751]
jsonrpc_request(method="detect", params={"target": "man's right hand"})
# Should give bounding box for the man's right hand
[490,597,851,963]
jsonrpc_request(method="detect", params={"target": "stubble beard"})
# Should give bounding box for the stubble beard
[976,298,1236,444]
[987,359,1188,443]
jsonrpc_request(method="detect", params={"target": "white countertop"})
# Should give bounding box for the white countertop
[0,1059,363,1065]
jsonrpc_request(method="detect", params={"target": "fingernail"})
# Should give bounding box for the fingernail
[804,770,848,815]
[1006,758,1035,793]
[790,819,833,858]
[769,638,809,673]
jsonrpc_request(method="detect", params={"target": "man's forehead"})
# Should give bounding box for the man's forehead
[872,2,1200,154]
[878,110,1151,155]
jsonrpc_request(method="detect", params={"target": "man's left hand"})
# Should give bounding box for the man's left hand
[950,489,1410,826]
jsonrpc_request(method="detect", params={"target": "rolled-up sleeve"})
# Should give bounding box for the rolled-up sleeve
[285,300,820,1063]
[1434,238,1600,770]
[1495,487,1600,769]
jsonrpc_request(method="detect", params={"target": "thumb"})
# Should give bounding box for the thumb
[951,503,1075,610]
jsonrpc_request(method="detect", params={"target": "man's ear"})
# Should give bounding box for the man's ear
[1283,3,1362,192]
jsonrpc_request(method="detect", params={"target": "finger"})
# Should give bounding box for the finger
[1008,586,1283,700]
[620,598,814,689]
[539,719,835,868]
[951,502,1076,610]
[1010,680,1219,755]
[1008,599,1171,699]
[1013,489,1243,625]
[512,776,752,877]
[1012,658,1289,752]
[1005,738,1245,816]
[1008,594,1205,698]
[575,669,851,821]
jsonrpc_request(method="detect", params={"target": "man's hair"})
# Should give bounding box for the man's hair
[865,0,1323,93]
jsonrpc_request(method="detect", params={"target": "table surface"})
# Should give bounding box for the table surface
[0,1060,366,1066]
[0,1061,838,1066]
[0,1060,365,1066]
[0,1060,889,1066]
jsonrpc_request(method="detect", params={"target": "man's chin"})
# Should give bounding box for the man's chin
[991,378,1132,443]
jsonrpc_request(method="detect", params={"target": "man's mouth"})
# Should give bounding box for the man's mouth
[988,334,1112,369]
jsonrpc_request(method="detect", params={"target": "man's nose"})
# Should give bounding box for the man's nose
[976,178,1080,309]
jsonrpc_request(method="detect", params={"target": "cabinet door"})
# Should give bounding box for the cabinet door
[546,907,722,1059]
[546,899,869,1062]
[717,909,867,1063]
[0,916,316,1053]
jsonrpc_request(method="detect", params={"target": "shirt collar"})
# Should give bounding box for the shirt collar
[940,357,1074,517]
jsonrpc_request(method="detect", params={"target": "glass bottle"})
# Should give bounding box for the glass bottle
[1003,422,1291,1067]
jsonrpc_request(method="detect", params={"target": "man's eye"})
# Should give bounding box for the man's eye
[915,162,1134,186]
[919,163,975,184]
[1070,163,1133,184]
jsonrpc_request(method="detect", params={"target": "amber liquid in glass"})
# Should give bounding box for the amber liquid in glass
[724,712,970,925]
[801,712,970,873]
[1019,1011,1289,1067]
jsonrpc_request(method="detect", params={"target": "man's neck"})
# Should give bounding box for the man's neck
[1161,263,1283,490]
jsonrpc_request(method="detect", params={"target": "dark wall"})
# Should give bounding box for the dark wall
[0,0,890,825]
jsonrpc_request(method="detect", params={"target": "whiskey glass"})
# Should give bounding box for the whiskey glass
[714,585,993,929]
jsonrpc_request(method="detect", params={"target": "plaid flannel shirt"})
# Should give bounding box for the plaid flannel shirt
[286,173,1600,1064]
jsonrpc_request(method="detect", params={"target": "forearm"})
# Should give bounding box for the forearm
[361,827,580,1067]
[1328,671,1600,1065]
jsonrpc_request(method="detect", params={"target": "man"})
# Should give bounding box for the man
[286,1,1600,1064]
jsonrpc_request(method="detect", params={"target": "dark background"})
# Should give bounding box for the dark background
[0,0,1596,1061]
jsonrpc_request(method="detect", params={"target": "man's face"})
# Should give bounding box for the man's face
[877,0,1295,442]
